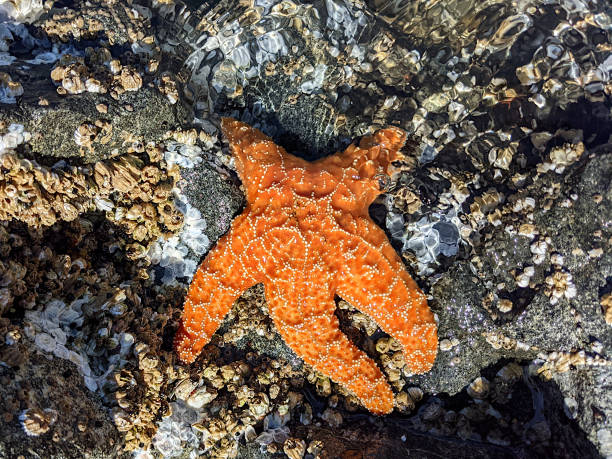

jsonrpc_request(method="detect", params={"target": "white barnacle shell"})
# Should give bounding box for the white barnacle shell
[467,376,490,399]
[186,386,218,409]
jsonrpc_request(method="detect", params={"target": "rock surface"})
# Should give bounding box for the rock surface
[0,0,610,457]
[0,350,124,459]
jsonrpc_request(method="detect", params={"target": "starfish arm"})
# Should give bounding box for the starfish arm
[353,215,429,294]
[259,226,395,414]
[266,278,394,415]
[332,226,438,374]
[221,118,299,201]
[174,214,259,363]
[319,127,406,175]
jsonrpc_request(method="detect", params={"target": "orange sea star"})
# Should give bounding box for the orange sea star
[175,118,438,414]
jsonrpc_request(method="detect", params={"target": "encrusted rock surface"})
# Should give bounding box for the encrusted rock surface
[0,350,124,459]
[181,159,243,243]
[418,150,612,394]
[0,0,611,457]
[1,83,191,163]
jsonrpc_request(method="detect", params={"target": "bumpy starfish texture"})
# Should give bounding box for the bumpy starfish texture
[175,118,438,414]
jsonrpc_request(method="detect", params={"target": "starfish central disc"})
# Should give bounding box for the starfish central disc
[174,118,438,415]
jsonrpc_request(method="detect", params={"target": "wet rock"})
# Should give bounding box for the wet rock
[180,158,244,243]
[552,366,612,457]
[1,0,611,457]
[0,350,123,458]
[0,64,191,163]
[416,149,611,395]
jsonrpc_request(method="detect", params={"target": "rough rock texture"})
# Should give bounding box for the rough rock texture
[0,0,611,457]
[181,160,244,243]
[0,64,191,164]
[553,367,612,458]
[0,349,124,459]
[415,150,611,390]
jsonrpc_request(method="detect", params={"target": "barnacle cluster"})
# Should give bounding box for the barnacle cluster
[110,342,168,451]
[51,52,144,98]
[97,154,182,247]
[404,362,551,447]
[41,0,151,46]
[543,269,577,305]
[0,213,189,449]
[220,286,276,345]
[151,346,309,457]
[482,331,534,353]
[0,120,186,255]
[375,337,406,390]
[534,350,612,380]
[337,298,379,337]
[538,142,585,174]
[0,143,95,227]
